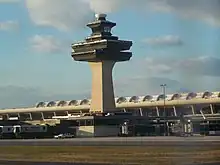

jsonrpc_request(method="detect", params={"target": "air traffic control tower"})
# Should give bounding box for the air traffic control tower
[71,14,132,113]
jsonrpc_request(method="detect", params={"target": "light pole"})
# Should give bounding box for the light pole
[160,84,167,136]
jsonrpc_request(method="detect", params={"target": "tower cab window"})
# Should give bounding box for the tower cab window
[103,26,111,33]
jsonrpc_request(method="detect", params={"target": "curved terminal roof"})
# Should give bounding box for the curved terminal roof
[33,91,219,108]
[1,91,220,114]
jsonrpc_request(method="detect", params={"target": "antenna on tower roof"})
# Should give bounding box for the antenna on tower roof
[95,13,107,20]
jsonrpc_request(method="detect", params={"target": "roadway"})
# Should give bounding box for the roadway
[0,161,219,165]
[0,137,219,165]
[0,136,220,146]
[0,161,112,165]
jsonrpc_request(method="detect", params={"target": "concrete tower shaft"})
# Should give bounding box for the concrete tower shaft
[89,61,116,113]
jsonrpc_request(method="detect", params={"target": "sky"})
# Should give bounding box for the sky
[0,0,220,108]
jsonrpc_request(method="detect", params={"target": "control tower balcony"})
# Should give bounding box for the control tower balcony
[72,39,132,54]
[72,49,132,62]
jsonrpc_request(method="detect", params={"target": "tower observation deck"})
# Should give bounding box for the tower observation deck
[71,14,133,113]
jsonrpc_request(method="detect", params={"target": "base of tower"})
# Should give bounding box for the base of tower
[89,61,116,113]
[76,125,120,137]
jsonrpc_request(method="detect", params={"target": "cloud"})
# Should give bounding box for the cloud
[143,56,220,77]
[0,79,187,109]
[0,86,46,109]
[115,77,187,96]
[29,35,68,53]
[113,55,220,95]
[0,0,20,3]
[0,74,219,109]
[88,0,220,27]
[0,21,19,31]
[86,0,138,13]
[161,0,220,27]
[143,35,183,46]
[25,0,93,31]
[24,0,220,31]
[0,86,90,109]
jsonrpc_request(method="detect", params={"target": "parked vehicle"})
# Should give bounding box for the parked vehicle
[0,124,52,139]
[54,133,75,139]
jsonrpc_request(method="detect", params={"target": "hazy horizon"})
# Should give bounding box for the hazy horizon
[0,0,220,109]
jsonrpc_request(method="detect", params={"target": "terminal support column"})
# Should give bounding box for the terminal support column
[191,105,195,115]
[210,104,214,114]
[173,106,177,117]
[156,107,160,116]
[29,113,32,120]
[89,61,116,113]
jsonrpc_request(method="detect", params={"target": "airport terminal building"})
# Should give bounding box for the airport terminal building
[0,14,219,138]
[0,91,220,137]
